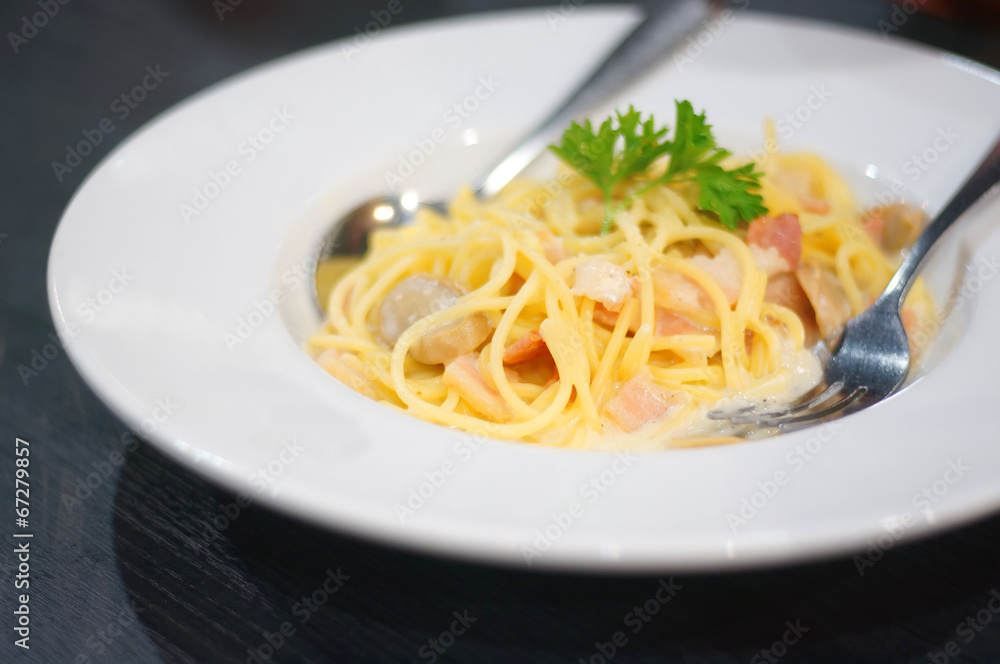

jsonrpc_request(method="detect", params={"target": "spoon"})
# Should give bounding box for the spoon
[314,0,715,312]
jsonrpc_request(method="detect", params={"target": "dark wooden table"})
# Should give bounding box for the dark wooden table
[3,1,1000,662]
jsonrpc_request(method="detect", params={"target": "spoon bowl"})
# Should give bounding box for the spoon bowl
[320,194,446,258]
[313,194,447,310]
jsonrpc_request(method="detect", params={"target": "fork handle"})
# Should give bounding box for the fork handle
[475,0,715,200]
[883,135,1000,307]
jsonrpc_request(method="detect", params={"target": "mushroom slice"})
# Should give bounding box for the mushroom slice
[376,274,491,365]
[865,203,926,254]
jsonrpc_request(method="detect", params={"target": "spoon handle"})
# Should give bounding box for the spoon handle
[475,0,714,199]
[882,135,1000,308]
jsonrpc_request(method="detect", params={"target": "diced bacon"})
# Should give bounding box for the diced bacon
[443,353,512,422]
[537,230,568,265]
[515,327,559,386]
[772,167,831,215]
[652,268,712,311]
[764,273,817,333]
[477,351,521,388]
[505,274,526,294]
[603,369,684,433]
[593,302,708,337]
[572,258,632,312]
[591,302,622,329]
[503,330,549,364]
[795,262,852,339]
[747,213,802,271]
[654,309,704,336]
[691,247,742,305]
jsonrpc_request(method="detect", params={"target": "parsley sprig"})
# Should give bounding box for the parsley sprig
[549,101,768,234]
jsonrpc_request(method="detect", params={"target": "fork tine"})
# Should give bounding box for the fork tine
[721,382,844,425]
[750,386,867,428]
[774,386,867,426]
[705,405,754,421]
[780,381,845,416]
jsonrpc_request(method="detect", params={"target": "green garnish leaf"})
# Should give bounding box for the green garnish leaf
[549,100,768,233]
[664,100,726,177]
[549,106,672,227]
[694,162,769,230]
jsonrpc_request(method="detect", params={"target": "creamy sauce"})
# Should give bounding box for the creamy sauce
[582,342,823,451]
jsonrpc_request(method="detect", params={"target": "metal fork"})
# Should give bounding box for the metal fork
[710,136,1000,429]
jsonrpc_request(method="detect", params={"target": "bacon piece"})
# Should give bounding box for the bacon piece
[505,274,525,295]
[764,272,817,332]
[772,167,831,215]
[654,309,705,336]
[537,230,568,265]
[603,370,683,433]
[652,268,712,312]
[593,301,709,337]
[747,213,802,272]
[502,330,549,364]
[572,258,632,312]
[691,247,742,305]
[795,262,852,339]
[591,304,615,328]
[443,353,512,421]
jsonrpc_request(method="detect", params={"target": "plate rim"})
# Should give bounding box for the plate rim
[47,6,1000,572]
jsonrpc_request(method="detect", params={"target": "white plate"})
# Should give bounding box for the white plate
[48,8,1000,571]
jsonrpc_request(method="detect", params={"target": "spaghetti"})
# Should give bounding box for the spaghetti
[308,132,932,449]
